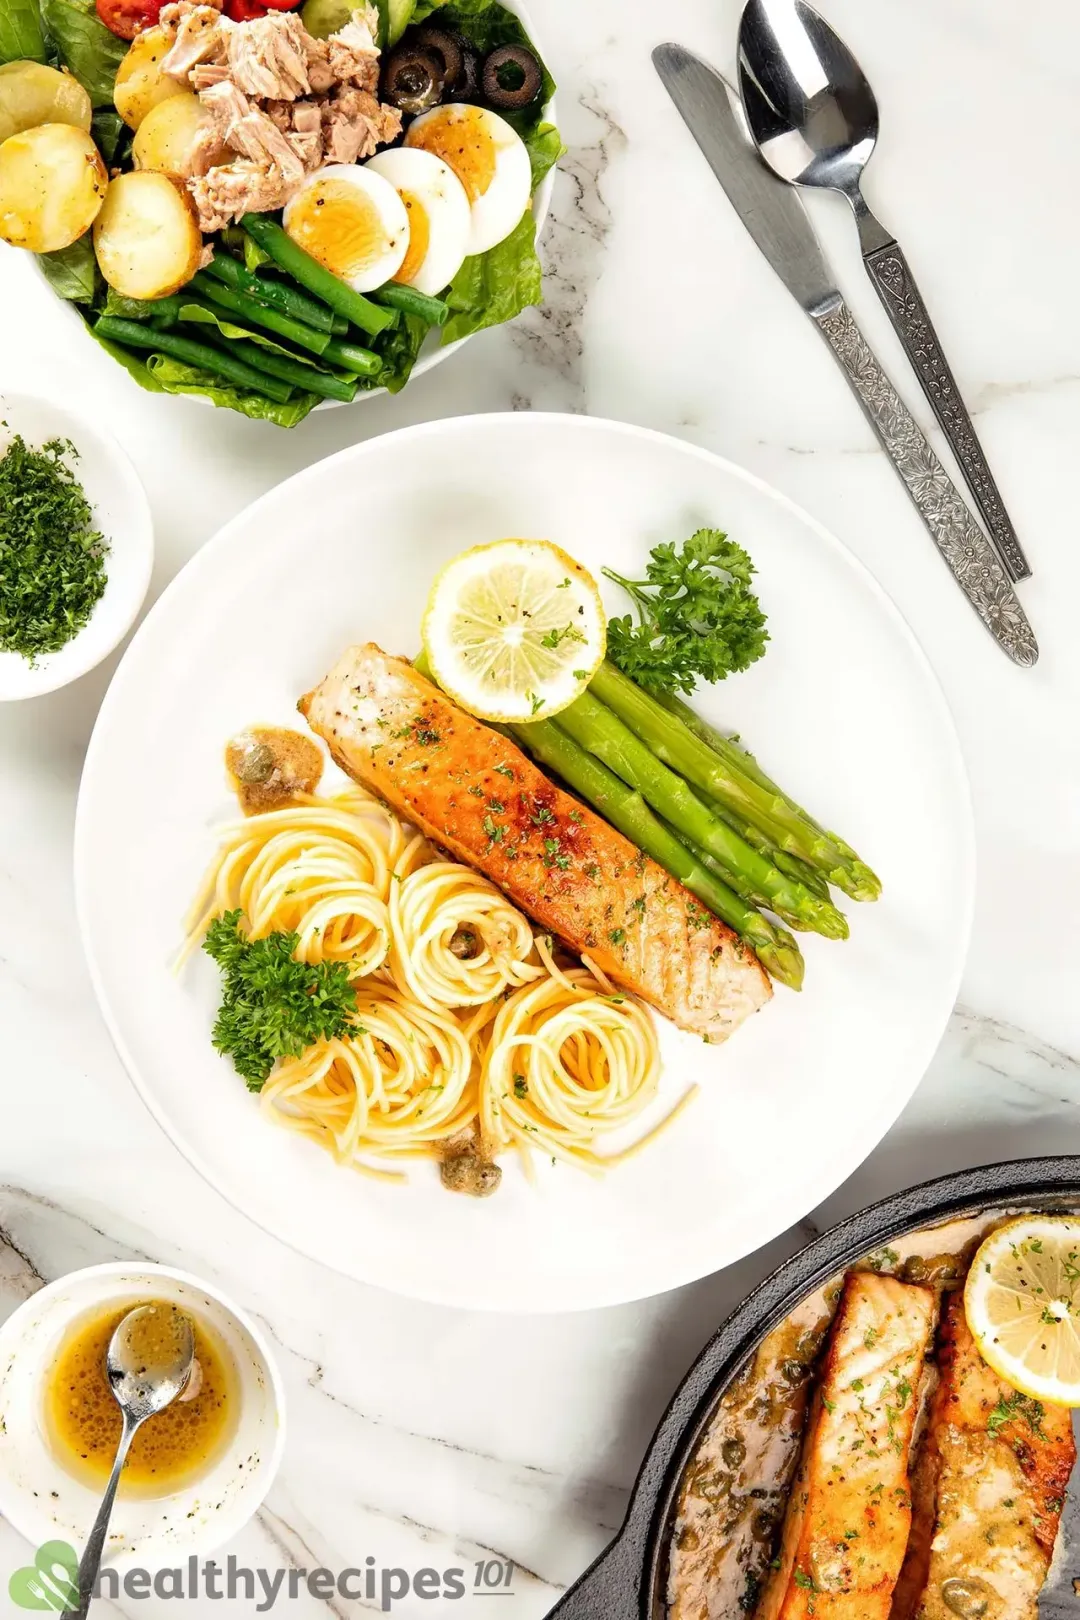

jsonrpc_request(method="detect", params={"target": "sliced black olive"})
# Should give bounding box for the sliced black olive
[481,43,543,111]
[382,44,446,115]
[412,26,466,87]
[455,43,481,101]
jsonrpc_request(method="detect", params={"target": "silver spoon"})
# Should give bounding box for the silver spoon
[61,1305,195,1619]
[737,0,1031,585]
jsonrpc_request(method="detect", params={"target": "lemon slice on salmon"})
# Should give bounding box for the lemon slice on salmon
[964,1215,1080,1406]
[422,540,606,723]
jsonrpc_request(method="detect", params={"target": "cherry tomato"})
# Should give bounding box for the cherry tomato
[95,0,162,39]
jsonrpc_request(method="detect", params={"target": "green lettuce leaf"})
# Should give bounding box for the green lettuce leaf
[442,207,540,344]
[40,0,125,107]
[524,120,563,189]
[36,236,99,302]
[90,106,127,163]
[0,0,47,64]
[369,311,428,393]
[144,355,319,426]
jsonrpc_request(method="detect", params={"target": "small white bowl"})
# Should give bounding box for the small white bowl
[0,1263,285,1572]
[0,392,153,701]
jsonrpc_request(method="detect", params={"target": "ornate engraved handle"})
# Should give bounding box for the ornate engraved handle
[863,241,1031,583]
[811,299,1038,667]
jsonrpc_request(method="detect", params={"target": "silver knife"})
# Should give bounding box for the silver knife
[1038,1409,1080,1616]
[653,42,1039,669]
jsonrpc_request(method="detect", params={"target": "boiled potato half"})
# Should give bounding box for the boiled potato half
[94,170,203,299]
[0,62,92,145]
[132,91,227,177]
[114,28,186,129]
[0,123,107,253]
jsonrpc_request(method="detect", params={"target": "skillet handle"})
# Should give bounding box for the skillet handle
[544,1538,643,1619]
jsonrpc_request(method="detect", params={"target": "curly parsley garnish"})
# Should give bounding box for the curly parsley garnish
[203,911,356,1090]
[603,528,768,695]
[0,435,108,663]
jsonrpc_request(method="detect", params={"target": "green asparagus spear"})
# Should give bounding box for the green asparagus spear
[371,281,449,325]
[510,718,804,990]
[661,821,810,932]
[589,662,880,902]
[92,317,293,403]
[241,215,398,338]
[657,688,878,879]
[188,274,331,357]
[688,784,831,901]
[553,693,848,939]
[203,251,346,334]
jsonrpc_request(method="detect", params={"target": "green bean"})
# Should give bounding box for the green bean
[371,281,449,326]
[188,273,330,357]
[220,339,358,403]
[203,251,347,334]
[240,215,398,339]
[320,336,382,378]
[93,318,293,403]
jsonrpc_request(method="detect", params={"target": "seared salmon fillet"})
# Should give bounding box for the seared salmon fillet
[299,645,770,1040]
[756,1273,935,1620]
[890,1291,1074,1620]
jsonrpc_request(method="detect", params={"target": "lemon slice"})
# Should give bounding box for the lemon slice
[964,1215,1080,1406]
[422,540,606,723]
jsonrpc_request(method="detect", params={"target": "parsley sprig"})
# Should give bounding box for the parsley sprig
[603,528,768,695]
[203,911,357,1090]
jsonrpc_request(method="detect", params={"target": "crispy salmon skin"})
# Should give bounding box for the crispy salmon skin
[756,1273,935,1620]
[890,1291,1075,1620]
[299,644,770,1040]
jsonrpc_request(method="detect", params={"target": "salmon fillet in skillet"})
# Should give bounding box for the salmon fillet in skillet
[299,644,771,1041]
[890,1290,1075,1620]
[756,1273,935,1620]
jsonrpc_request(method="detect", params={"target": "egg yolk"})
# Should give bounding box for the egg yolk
[393,190,431,285]
[407,108,496,204]
[286,178,401,279]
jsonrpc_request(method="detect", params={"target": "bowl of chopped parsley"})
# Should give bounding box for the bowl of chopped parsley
[0,392,153,699]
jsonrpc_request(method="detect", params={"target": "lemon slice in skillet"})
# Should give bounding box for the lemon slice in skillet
[964,1215,1080,1406]
[422,540,606,723]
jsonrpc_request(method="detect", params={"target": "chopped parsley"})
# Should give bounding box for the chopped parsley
[0,434,108,663]
[527,691,545,715]
[608,928,626,945]
[482,816,504,844]
[987,1391,1046,1441]
[542,838,570,870]
[414,725,441,746]
[539,623,586,650]
[494,763,515,779]
[513,1075,528,1099]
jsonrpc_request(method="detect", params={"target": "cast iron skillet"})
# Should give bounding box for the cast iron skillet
[545,1156,1080,1619]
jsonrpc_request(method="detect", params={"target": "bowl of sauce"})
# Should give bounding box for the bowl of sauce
[0,1264,285,1571]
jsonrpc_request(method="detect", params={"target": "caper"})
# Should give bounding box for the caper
[780,1357,809,1386]
[722,1436,746,1469]
[449,927,479,960]
[236,742,275,783]
[941,1577,991,1617]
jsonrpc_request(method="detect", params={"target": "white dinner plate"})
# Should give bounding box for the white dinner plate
[75,414,974,1313]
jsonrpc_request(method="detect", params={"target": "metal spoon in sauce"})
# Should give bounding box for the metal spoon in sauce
[61,1305,195,1619]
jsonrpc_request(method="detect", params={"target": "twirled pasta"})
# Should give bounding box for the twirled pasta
[388,834,543,1010]
[185,773,680,1190]
[478,950,663,1172]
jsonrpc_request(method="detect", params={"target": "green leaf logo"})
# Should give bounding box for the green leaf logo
[9,1542,79,1612]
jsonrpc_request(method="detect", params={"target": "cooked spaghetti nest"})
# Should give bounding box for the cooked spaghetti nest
[186,782,680,1183]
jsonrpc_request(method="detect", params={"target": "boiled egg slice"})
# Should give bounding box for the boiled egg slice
[404,104,531,257]
[365,147,471,295]
[282,164,409,293]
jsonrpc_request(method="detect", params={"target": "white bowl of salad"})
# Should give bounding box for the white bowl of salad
[0,0,559,426]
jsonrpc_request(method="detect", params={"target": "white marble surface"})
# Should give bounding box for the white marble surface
[3,0,1080,1612]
